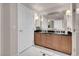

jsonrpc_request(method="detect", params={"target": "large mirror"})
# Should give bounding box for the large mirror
[34,10,72,34]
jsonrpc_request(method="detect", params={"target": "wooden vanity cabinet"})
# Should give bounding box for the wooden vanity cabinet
[34,32,72,55]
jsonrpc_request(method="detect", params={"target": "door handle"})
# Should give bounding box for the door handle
[19,30,23,32]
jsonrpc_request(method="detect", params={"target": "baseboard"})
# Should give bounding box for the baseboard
[19,45,34,55]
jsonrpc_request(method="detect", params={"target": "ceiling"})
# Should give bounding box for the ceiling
[22,3,70,14]
[22,3,79,20]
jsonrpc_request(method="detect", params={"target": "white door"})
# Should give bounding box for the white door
[18,4,34,54]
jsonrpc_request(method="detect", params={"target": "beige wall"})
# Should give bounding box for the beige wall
[1,3,11,56]
[0,3,18,56]
[10,3,18,56]
[0,4,1,56]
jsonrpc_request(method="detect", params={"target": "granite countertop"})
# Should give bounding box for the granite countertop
[34,30,72,36]
[40,32,71,36]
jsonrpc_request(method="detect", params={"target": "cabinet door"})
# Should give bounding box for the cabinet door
[65,36,72,54]
[41,34,47,47]
[50,35,61,51]
[45,34,52,48]
[54,35,61,50]
[61,36,72,55]
[60,36,67,52]
[34,32,42,46]
[48,34,56,49]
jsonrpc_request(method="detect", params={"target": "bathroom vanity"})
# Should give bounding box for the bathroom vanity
[34,31,72,55]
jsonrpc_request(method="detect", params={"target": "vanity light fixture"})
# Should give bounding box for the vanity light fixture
[34,13,39,20]
[66,8,79,15]
[66,10,71,15]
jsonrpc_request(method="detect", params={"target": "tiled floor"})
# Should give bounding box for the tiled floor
[19,45,69,56]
